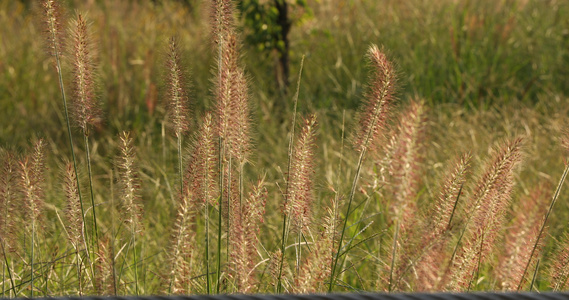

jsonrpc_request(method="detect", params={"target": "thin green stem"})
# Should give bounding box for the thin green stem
[0,240,15,297]
[205,196,211,294]
[216,184,223,294]
[329,148,366,292]
[84,134,98,243]
[225,157,232,290]
[76,247,82,296]
[215,31,225,294]
[530,258,540,291]
[388,219,400,292]
[277,55,304,294]
[133,228,139,295]
[216,138,225,294]
[30,221,35,298]
[177,133,184,204]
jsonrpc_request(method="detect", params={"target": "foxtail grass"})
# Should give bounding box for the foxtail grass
[71,12,101,254]
[42,0,89,260]
[164,36,191,207]
[287,114,318,276]
[410,153,471,290]
[117,132,144,295]
[211,0,237,292]
[541,132,569,291]
[329,44,395,292]
[446,138,523,290]
[19,139,47,297]
[497,184,549,290]
[63,162,86,295]
[228,178,267,293]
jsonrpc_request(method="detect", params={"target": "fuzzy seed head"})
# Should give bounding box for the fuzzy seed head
[210,0,235,45]
[166,37,191,137]
[117,132,144,234]
[168,192,196,294]
[0,151,18,252]
[43,0,65,58]
[353,44,396,153]
[229,179,267,293]
[19,139,47,226]
[285,114,318,234]
[498,183,549,290]
[387,100,428,216]
[71,13,100,133]
[96,236,117,295]
[449,138,523,290]
[295,198,338,293]
[215,34,251,161]
[184,113,218,206]
[432,152,471,238]
[63,162,83,249]
[550,232,569,291]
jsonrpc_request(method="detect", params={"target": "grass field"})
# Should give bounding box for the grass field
[1,0,569,296]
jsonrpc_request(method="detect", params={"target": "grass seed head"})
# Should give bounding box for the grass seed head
[117,132,144,234]
[286,114,318,234]
[43,0,66,58]
[71,13,100,134]
[353,44,396,153]
[165,36,191,137]
[63,161,83,249]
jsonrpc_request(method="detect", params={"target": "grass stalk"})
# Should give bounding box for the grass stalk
[388,218,400,292]
[50,14,88,246]
[205,194,211,294]
[30,222,35,298]
[84,134,99,250]
[0,240,15,297]
[329,45,394,292]
[329,148,366,292]
[178,134,184,209]
[55,28,89,260]
[216,181,223,294]
[276,55,304,294]
[216,138,226,294]
[133,230,139,295]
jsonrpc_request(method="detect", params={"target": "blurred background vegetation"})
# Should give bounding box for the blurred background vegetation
[1,0,569,293]
[1,0,568,145]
